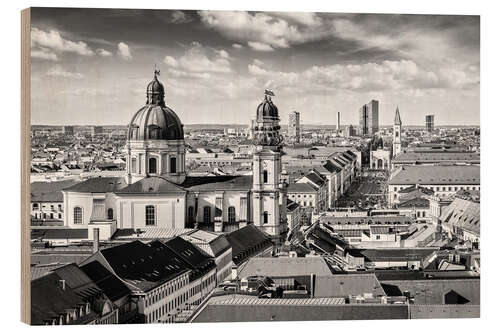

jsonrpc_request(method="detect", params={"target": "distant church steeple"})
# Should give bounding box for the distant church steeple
[393,106,402,156]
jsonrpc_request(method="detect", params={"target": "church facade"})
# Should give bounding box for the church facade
[62,72,288,243]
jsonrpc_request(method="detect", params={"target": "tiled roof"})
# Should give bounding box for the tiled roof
[440,198,480,236]
[226,225,273,265]
[193,296,408,322]
[288,182,317,193]
[320,215,413,225]
[117,177,186,194]
[163,237,216,281]
[31,179,81,202]
[347,248,437,262]
[80,261,131,302]
[182,175,252,191]
[31,228,89,240]
[112,228,193,240]
[96,240,191,292]
[31,263,104,325]
[63,177,126,193]
[392,151,480,163]
[389,166,480,185]
[397,197,430,208]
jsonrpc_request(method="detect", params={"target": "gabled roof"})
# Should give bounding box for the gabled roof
[440,198,480,236]
[163,237,216,280]
[96,240,191,292]
[226,225,273,265]
[322,160,342,174]
[116,176,186,194]
[31,179,80,202]
[31,263,104,325]
[389,165,480,185]
[182,175,252,191]
[80,261,131,302]
[63,177,126,193]
[397,197,430,208]
[288,182,317,193]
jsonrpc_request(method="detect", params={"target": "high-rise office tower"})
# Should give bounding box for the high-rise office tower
[426,115,434,132]
[288,111,300,143]
[337,112,341,131]
[359,100,379,136]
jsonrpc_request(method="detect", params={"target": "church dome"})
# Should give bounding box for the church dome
[127,71,184,141]
[256,95,279,119]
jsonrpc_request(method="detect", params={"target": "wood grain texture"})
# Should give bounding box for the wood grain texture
[21,7,31,325]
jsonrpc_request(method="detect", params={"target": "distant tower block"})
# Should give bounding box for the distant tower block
[62,125,74,136]
[426,115,434,132]
[337,112,341,131]
[288,111,300,143]
[359,100,379,136]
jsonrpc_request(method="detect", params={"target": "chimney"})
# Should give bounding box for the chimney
[310,273,315,298]
[59,279,66,291]
[93,228,100,253]
[231,264,238,280]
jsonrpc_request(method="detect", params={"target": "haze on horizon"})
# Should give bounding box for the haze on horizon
[30,8,480,127]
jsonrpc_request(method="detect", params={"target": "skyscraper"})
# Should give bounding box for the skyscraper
[288,111,300,143]
[426,115,434,132]
[359,100,379,135]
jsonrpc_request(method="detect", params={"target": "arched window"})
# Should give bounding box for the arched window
[74,207,83,224]
[107,208,113,220]
[170,157,177,173]
[149,157,157,174]
[188,206,195,223]
[263,211,269,224]
[263,170,268,183]
[145,205,155,226]
[395,131,399,137]
[203,206,211,223]
[228,206,236,223]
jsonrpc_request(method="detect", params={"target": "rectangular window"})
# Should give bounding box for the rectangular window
[146,205,155,226]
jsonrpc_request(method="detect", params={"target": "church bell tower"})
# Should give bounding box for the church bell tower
[393,106,402,157]
[251,91,287,243]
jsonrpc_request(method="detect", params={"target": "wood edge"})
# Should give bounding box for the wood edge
[21,7,31,325]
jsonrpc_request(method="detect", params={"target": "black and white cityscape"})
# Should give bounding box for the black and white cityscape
[29,8,480,324]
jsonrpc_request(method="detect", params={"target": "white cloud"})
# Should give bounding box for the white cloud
[232,43,243,49]
[199,11,332,50]
[117,42,132,60]
[46,66,84,79]
[31,48,58,61]
[163,55,178,67]
[96,48,112,57]
[163,42,232,74]
[31,27,94,56]
[170,10,193,24]
[253,59,264,66]
[248,41,274,52]
[246,59,476,95]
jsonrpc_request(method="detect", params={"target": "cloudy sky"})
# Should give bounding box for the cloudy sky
[30,8,480,126]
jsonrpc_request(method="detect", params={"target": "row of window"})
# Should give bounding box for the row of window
[187,206,238,224]
[73,207,114,224]
[32,203,62,211]
[131,156,177,174]
[393,185,478,192]
[33,212,62,220]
